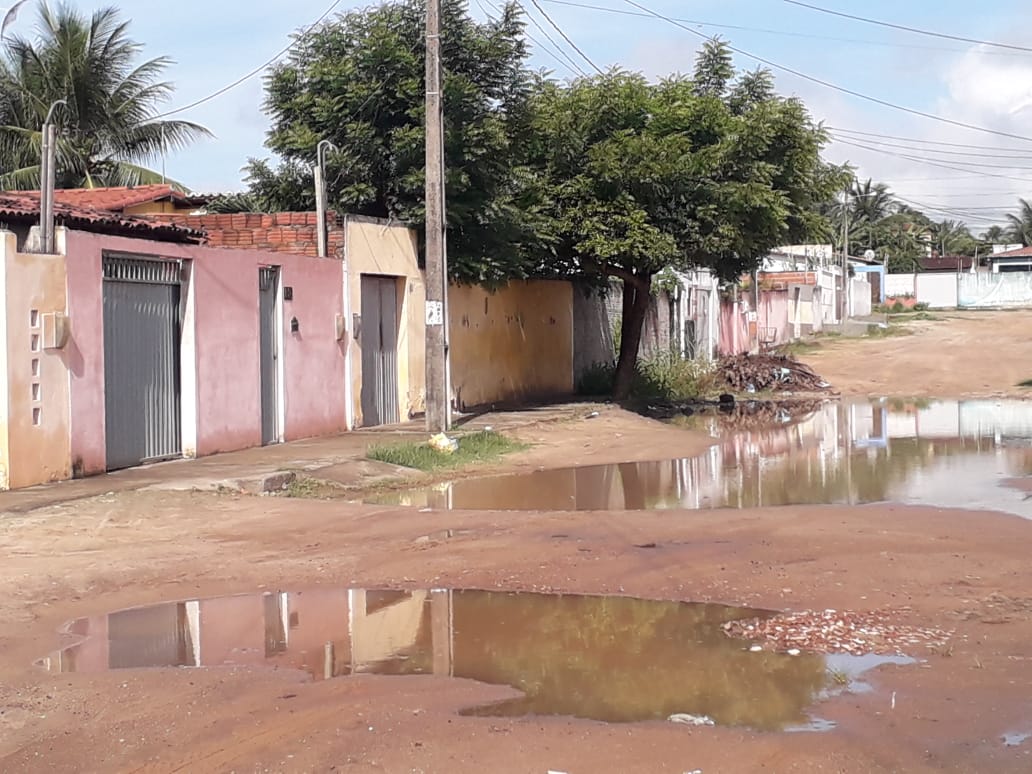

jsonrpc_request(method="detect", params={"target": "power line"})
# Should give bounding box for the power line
[827,127,1032,154]
[833,137,1032,183]
[829,136,1032,161]
[540,0,1030,58]
[783,0,1032,55]
[477,0,586,76]
[529,0,605,74]
[617,0,1032,145]
[830,137,1032,170]
[148,0,344,121]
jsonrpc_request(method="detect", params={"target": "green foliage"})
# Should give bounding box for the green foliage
[250,0,540,285]
[1005,198,1032,246]
[0,1,209,189]
[576,353,717,402]
[367,430,523,471]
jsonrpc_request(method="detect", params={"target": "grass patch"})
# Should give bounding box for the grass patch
[775,339,822,356]
[367,430,525,472]
[866,323,913,338]
[1019,379,1032,388]
[577,352,718,402]
[286,476,327,499]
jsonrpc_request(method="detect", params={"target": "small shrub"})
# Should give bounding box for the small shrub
[577,361,616,396]
[367,430,524,472]
[1018,379,1032,389]
[575,353,717,401]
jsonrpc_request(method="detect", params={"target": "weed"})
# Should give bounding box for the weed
[776,339,822,356]
[1018,379,1032,388]
[367,430,525,472]
[828,668,850,686]
[576,354,718,402]
[866,323,913,339]
[286,476,326,499]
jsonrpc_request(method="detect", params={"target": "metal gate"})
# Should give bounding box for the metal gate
[259,266,280,445]
[360,275,400,426]
[103,255,182,470]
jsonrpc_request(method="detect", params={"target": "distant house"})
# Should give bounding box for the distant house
[918,255,974,273]
[989,245,1032,273]
[16,184,209,216]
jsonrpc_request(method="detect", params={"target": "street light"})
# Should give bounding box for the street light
[39,98,67,255]
[314,139,338,258]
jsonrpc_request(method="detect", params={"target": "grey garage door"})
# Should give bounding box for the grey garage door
[103,255,183,470]
[360,275,400,426]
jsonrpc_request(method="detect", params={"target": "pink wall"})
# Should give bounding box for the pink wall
[65,230,345,473]
[718,297,750,356]
[757,289,790,347]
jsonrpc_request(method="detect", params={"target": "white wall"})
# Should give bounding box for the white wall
[959,272,1032,308]
[848,278,872,317]
[915,273,959,308]
[885,273,916,298]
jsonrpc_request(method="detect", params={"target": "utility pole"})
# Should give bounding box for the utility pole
[424,0,450,433]
[39,99,66,255]
[840,185,850,322]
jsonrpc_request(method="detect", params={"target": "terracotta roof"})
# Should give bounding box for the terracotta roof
[992,245,1032,258]
[0,192,203,243]
[918,255,973,271]
[18,184,208,212]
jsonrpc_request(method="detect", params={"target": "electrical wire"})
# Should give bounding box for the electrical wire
[783,0,1032,55]
[529,0,605,74]
[478,0,586,77]
[828,136,1032,161]
[617,0,1032,145]
[540,0,1029,58]
[147,0,344,121]
[833,137,1032,183]
[827,127,1032,154]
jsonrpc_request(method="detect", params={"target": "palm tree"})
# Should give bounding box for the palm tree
[1004,198,1032,246]
[0,1,210,189]
[981,224,1006,243]
[930,219,969,256]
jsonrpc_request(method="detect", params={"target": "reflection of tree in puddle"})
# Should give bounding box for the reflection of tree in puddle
[450,592,829,730]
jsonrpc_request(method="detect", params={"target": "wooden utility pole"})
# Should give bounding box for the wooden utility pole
[424,0,450,432]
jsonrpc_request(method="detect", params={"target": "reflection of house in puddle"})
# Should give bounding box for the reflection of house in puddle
[43,589,455,681]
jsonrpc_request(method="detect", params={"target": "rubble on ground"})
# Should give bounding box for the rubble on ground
[717,353,832,393]
[723,608,953,655]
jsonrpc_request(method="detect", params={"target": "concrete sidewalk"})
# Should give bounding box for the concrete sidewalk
[0,403,591,514]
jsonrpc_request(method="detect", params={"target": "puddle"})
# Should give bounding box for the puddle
[38,589,909,730]
[368,399,1032,517]
[1003,731,1032,747]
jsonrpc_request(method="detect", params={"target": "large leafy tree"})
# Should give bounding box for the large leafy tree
[528,41,839,398]
[1005,198,1032,246]
[0,1,209,189]
[250,0,540,284]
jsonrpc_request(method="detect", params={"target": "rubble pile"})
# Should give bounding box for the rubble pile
[717,353,832,393]
[723,609,953,655]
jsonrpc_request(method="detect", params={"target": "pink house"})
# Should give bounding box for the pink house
[0,194,349,487]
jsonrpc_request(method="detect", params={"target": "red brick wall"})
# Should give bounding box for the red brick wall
[146,212,344,257]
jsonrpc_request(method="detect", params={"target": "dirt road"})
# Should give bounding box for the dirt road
[2,401,1032,773]
[800,309,1032,398]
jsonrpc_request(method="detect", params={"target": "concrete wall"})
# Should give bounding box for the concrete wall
[958,272,1032,308]
[885,273,916,298]
[849,278,873,317]
[0,230,72,489]
[915,273,959,308]
[65,229,347,475]
[344,216,424,424]
[449,280,574,409]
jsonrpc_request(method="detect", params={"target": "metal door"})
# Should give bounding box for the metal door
[103,255,182,470]
[360,275,400,426]
[259,267,280,445]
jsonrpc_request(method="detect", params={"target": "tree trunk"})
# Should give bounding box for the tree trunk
[612,273,653,400]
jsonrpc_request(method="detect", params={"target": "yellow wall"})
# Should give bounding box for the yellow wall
[0,230,71,489]
[448,280,574,409]
[344,216,425,426]
[125,201,197,215]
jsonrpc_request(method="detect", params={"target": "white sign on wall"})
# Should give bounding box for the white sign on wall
[425,300,444,326]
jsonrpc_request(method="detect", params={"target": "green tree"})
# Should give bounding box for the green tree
[981,224,1006,243]
[930,219,974,256]
[528,41,838,398]
[250,0,540,284]
[1005,198,1032,246]
[0,1,209,189]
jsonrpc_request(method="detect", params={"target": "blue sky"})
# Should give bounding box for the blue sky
[7,0,1032,229]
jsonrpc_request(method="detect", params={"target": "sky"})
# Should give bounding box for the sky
[6,0,1032,232]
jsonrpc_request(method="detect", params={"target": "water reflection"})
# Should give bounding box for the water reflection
[38,589,903,730]
[368,399,1032,517]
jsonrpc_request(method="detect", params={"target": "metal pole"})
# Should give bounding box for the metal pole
[39,121,51,252]
[840,186,849,321]
[425,0,448,433]
[314,163,327,258]
[45,123,56,253]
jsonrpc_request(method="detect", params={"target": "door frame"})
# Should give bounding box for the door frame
[259,264,286,444]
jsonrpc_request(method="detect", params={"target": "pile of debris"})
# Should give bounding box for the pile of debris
[717,353,832,394]
[723,608,953,655]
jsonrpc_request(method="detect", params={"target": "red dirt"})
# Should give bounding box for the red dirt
[3,316,1032,773]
